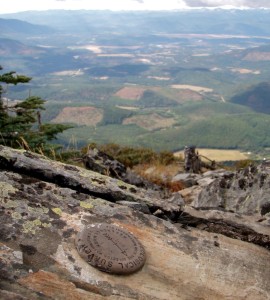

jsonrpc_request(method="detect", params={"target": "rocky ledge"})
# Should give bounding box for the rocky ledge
[0,145,269,300]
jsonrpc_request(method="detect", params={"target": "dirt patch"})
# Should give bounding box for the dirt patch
[116,106,139,110]
[171,84,213,93]
[115,87,146,100]
[147,76,171,81]
[97,54,134,57]
[51,107,103,126]
[68,45,103,54]
[192,54,210,57]
[230,68,260,75]
[123,113,175,131]
[52,69,84,76]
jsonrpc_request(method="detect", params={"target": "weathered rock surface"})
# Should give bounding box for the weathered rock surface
[0,146,270,300]
[183,164,270,223]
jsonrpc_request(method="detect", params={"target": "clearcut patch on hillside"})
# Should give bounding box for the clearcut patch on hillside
[115,87,146,100]
[123,113,175,131]
[171,84,213,93]
[115,86,203,103]
[51,106,103,126]
[170,89,203,103]
[243,52,270,61]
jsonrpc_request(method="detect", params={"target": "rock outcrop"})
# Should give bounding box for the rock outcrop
[177,165,270,224]
[0,146,270,300]
[83,147,161,190]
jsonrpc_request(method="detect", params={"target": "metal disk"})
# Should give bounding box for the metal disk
[75,223,146,275]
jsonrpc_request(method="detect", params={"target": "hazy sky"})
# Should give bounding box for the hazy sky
[1,0,270,14]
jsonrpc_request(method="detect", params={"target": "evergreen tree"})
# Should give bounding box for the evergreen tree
[0,66,72,152]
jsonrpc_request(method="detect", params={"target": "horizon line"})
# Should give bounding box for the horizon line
[1,7,270,15]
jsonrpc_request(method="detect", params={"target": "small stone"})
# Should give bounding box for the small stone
[214,241,220,247]
[76,223,146,275]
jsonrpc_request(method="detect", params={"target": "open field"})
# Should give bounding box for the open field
[175,148,250,162]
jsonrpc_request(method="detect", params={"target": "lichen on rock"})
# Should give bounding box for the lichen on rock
[0,146,269,299]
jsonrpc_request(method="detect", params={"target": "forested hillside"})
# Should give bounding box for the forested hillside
[1,10,270,158]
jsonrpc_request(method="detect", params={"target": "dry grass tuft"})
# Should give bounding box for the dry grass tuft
[133,162,184,191]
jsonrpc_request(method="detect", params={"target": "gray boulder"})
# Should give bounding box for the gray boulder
[193,164,270,220]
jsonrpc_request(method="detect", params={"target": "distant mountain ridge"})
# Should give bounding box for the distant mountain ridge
[0,38,44,56]
[1,10,270,35]
[0,18,54,36]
